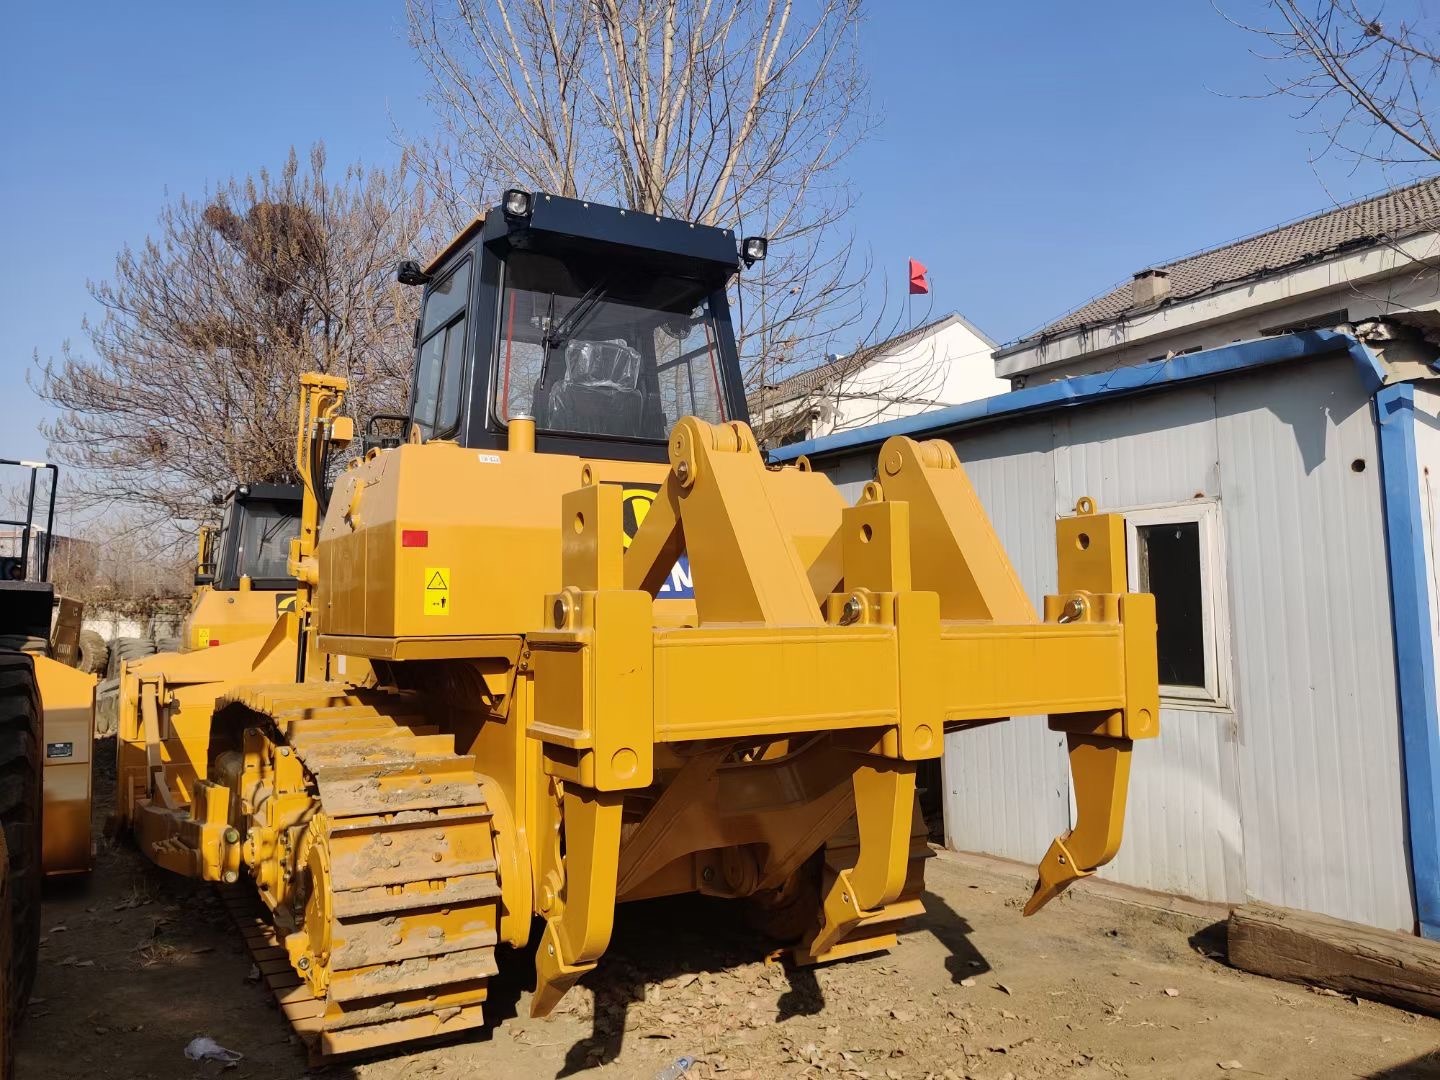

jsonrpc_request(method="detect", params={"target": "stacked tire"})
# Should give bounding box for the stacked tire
[0,639,45,659]
[105,637,157,680]
[75,630,108,676]
[95,637,157,739]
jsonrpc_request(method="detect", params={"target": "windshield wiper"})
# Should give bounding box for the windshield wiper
[544,281,609,351]
[538,280,610,388]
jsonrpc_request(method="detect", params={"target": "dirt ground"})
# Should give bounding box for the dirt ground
[16,738,1440,1080]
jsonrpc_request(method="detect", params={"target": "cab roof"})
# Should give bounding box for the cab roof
[425,216,485,275]
[226,482,302,505]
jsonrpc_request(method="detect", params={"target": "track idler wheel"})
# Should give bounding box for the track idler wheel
[284,815,334,994]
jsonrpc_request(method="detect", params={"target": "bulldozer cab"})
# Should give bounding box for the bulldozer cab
[400,190,753,462]
[202,484,301,592]
[181,483,302,650]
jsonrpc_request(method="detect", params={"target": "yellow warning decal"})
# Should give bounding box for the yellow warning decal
[194,626,211,647]
[620,486,658,549]
[424,566,451,615]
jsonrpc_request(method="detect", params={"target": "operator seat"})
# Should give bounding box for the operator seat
[534,340,667,439]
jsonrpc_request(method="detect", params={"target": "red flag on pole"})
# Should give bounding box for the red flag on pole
[908,258,929,295]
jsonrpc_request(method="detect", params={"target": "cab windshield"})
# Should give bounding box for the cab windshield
[237,500,298,581]
[495,249,730,439]
[216,498,299,587]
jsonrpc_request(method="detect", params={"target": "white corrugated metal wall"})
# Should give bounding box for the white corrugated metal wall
[812,355,1416,931]
[1051,385,1247,905]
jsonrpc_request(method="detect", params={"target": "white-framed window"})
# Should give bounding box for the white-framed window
[1123,501,1230,709]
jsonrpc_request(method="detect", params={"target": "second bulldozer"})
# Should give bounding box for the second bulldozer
[94,485,303,739]
[185,483,301,652]
[114,190,1159,1058]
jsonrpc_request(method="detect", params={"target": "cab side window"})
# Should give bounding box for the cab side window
[412,257,472,438]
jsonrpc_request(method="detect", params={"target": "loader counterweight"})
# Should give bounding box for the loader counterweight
[112,191,1159,1060]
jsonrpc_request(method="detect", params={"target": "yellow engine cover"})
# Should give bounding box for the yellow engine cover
[185,584,297,651]
[318,443,673,640]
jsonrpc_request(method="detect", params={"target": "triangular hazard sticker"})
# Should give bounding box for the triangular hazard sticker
[426,570,448,590]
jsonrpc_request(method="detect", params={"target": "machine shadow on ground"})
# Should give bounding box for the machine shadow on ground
[542,879,991,1077]
[1365,1054,1440,1079]
[22,737,994,1080]
[258,881,993,1078]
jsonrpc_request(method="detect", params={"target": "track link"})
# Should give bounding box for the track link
[217,683,501,1059]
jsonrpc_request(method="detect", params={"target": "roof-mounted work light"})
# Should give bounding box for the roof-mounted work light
[741,235,768,268]
[503,188,534,221]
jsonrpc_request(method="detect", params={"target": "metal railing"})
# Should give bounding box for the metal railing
[0,458,58,583]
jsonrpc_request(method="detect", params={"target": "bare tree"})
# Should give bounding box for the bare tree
[1230,1,1440,167]
[33,145,432,540]
[48,516,191,612]
[406,0,873,391]
[1219,4,1440,328]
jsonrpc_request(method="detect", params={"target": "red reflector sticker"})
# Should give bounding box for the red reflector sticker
[208,640,220,647]
[402,530,429,548]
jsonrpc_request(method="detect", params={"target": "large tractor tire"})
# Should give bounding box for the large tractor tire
[153,637,181,655]
[0,656,43,1015]
[106,637,156,679]
[0,824,13,1080]
[0,817,12,1080]
[76,630,108,676]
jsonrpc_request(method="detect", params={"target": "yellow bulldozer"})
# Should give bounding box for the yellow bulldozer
[186,483,302,652]
[112,190,1159,1059]
[93,484,303,740]
[0,459,95,1075]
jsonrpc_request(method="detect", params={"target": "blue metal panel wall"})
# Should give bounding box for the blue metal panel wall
[1376,383,1440,936]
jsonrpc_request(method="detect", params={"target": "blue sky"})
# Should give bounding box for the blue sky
[1,1,1426,468]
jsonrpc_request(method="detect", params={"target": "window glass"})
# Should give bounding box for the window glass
[413,257,471,436]
[421,258,471,336]
[209,503,237,584]
[495,249,728,438]
[652,312,725,426]
[413,332,443,431]
[438,314,468,432]
[198,527,217,578]
[1135,521,1205,688]
[235,500,299,582]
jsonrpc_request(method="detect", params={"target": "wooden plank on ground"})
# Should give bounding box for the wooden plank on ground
[1228,902,1440,1017]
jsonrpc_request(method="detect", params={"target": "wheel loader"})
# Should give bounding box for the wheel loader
[0,459,96,1076]
[113,190,1159,1059]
